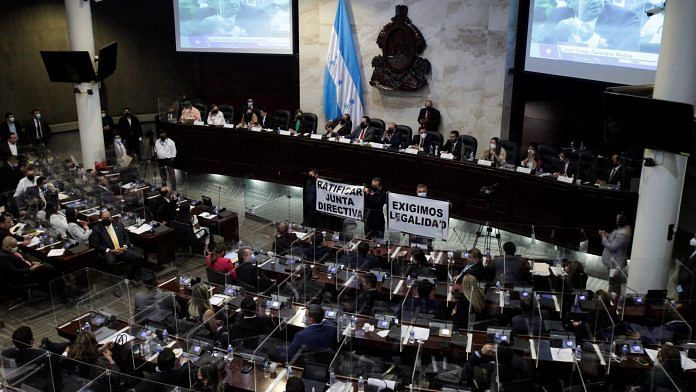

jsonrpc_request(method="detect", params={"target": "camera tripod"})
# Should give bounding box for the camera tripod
[473,185,502,256]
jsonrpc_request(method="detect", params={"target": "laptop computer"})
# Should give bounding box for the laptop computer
[302,361,329,392]
[198,196,213,212]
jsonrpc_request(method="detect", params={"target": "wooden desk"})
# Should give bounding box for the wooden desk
[21,241,97,273]
[193,208,240,243]
[128,227,177,266]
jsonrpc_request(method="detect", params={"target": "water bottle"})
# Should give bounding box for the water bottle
[429,145,434,155]
[82,322,91,332]
[621,344,629,360]
[409,329,415,344]
[617,181,621,191]
[358,376,365,392]
[227,344,234,362]
[435,145,439,155]
[575,345,582,361]
[287,366,294,378]
[469,151,474,161]
[263,361,271,378]
[142,341,151,357]
[351,314,357,329]
[495,280,501,294]
[406,275,413,288]
[162,329,169,343]
[329,370,336,386]
[332,232,339,242]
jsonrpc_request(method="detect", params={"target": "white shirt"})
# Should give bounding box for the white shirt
[114,141,127,160]
[207,111,226,126]
[67,222,92,244]
[8,141,17,156]
[50,213,69,237]
[155,138,177,159]
[13,176,37,198]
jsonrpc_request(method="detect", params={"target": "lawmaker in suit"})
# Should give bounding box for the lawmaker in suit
[597,153,625,188]
[0,237,66,300]
[101,109,115,146]
[235,247,273,293]
[229,297,275,349]
[303,169,320,228]
[343,241,377,271]
[511,296,549,336]
[1,112,22,142]
[150,186,177,223]
[258,108,275,129]
[485,242,532,286]
[330,113,352,137]
[599,212,632,297]
[117,108,143,155]
[381,123,402,149]
[454,248,486,283]
[25,109,51,145]
[410,127,434,151]
[89,210,144,279]
[405,249,437,279]
[350,116,378,142]
[279,304,337,364]
[135,347,192,392]
[291,110,307,133]
[0,133,19,161]
[271,222,298,255]
[545,0,640,51]
[554,150,575,178]
[363,177,386,239]
[441,130,462,159]
[417,100,441,133]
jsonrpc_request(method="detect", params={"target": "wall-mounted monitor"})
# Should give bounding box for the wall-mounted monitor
[40,51,96,83]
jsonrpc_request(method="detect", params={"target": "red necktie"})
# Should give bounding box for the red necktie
[359,129,366,140]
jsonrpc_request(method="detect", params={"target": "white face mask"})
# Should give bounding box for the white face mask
[8,116,14,123]
[690,238,696,247]
[417,192,427,197]
[114,138,121,144]
[10,246,18,253]
[490,143,496,149]
[528,149,535,155]
[101,113,107,118]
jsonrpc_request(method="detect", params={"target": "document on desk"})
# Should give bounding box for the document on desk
[529,340,537,360]
[198,212,217,219]
[294,231,310,241]
[645,348,696,370]
[532,263,550,276]
[128,224,152,235]
[392,279,404,295]
[549,347,574,362]
[592,344,607,366]
[288,307,306,326]
[549,266,566,276]
[47,249,65,257]
[209,294,230,306]
[97,327,135,345]
[58,192,69,201]
[401,326,430,345]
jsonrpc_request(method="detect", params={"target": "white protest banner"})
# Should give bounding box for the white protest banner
[316,178,364,220]
[387,192,449,239]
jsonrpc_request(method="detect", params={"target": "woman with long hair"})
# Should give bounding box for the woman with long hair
[452,275,487,328]
[64,331,119,378]
[66,207,92,244]
[480,137,507,167]
[188,283,219,336]
[196,364,223,392]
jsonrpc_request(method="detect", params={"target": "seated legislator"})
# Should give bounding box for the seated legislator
[323,121,338,138]
[554,150,575,178]
[343,241,377,271]
[278,304,337,364]
[485,242,532,286]
[400,279,443,318]
[0,236,67,301]
[441,130,462,158]
[271,222,298,255]
[238,108,259,129]
[89,209,144,280]
[596,153,625,187]
[302,231,331,262]
[355,273,379,316]
[350,116,378,142]
[206,242,236,280]
[330,113,352,137]
[63,331,120,380]
[65,207,92,245]
[228,297,275,349]
[381,123,402,149]
[186,283,221,339]
[2,326,68,366]
[453,248,486,283]
[235,247,273,292]
[290,110,306,133]
[511,295,549,335]
[12,165,37,200]
[179,101,201,123]
[258,108,275,130]
[405,249,437,279]
[151,186,177,223]
[206,104,226,126]
[410,126,434,151]
[520,142,540,171]
[479,137,507,167]
[0,211,26,244]
[135,347,192,392]
[451,275,488,328]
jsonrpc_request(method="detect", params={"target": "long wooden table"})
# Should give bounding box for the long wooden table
[158,120,638,255]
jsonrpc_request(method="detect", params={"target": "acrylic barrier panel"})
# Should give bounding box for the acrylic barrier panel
[73,279,137,328]
[251,322,289,391]
[244,177,303,224]
[0,352,60,392]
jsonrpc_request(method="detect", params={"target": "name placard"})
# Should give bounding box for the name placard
[516,166,532,174]
[310,134,323,140]
[440,153,454,160]
[370,142,385,149]
[223,124,234,129]
[193,120,205,126]
[339,137,352,144]
[250,126,263,132]
[557,175,573,184]
[278,130,292,136]
[405,148,419,155]
[477,159,493,167]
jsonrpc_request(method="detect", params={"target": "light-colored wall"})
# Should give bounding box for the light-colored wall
[299,0,511,154]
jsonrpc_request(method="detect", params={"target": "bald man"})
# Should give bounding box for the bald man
[271,222,298,255]
[0,237,66,300]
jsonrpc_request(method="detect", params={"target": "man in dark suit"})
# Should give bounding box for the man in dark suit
[606,153,625,186]
[89,210,143,279]
[0,237,66,300]
[485,242,532,286]
[381,123,402,149]
[417,100,441,133]
[400,279,442,318]
[258,108,275,129]
[135,347,192,392]
[229,297,275,349]
[363,177,386,239]
[0,112,21,142]
[271,222,298,255]
[442,130,462,159]
[410,126,434,151]
[279,304,337,364]
[235,247,273,293]
[303,169,320,228]
[1,326,68,367]
[454,248,486,283]
[511,296,549,336]
[344,241,377,270]
[25,109,51,145]
[355,273,380,316]
[545,0,640,51]
[117,107,143,155]
[330,113,352,137]
[0,133,19,160]
[101,108,116,146]
[350,116,378,142]
[0,156,24,196]
[150,186,177,223]
[554,150,575,178]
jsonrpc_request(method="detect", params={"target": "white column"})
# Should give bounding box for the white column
[626,0,696,293]
[64,0,105,169]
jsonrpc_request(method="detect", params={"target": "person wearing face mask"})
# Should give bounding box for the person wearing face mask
[599,212,632,298]
[89,210,144,280]
[26,109,51,145]
[554,149,575,178]
[207,104,226,126]
[117,107,143,156]
[0,133,19,161]
[234,247,273,293]
[520,142,540,171]
[237,108,259,129]
[155,130,177,190]
[291,109,306,133]
[302,168,319,228]
[363,177,386,239]
[111,134,129,167]
[258,108,274,130]
[13,165,37,199]
[416,183,428,198]
[410,126,434,152]
[101,108,115,146]
[1,112,22,143]
[480,137,507,166]
[0,236,66,301]
[151,186,177,223]
[331,113,352,137]
[381,123,403,149]
[409,184,434,249]
[350,116,377,142]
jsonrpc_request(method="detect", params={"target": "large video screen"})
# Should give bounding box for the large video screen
[525,0,665,85]
[174,0,294,55]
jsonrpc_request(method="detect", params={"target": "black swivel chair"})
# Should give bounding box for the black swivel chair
[459,135,478,160]
[498,139,517,165]
[193,103,207,124]
[303,112,319,134]
[537,144,557,172]
[395,125,413,149]
[274,109,291,130]
[369,118,386,139]
[427,131,444,149]
[169,220,207,255]
[206,267,230,286]
[576,150,598,183]
[219,104,234,124]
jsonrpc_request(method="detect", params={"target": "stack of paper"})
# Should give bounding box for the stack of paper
[47,249,65,257]
[198,212,217,219]
[128,224,153,235]
[532,263,550,276]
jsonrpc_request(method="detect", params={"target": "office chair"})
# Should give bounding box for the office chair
[219,104,234,124]
[274,109,292,130]
[426,131,443,148]
[193,103,207,123]
[459,135,478,160]
[498,139,517,165]
[395,125,412,148]
[303,112,319,133]
[369,118,386,138]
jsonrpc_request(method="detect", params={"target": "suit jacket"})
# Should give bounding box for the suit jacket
[0,141,16,160]
[0,163,24,193]
[410,133,434,151]
[546,3,640,51]
[442,139,462,159]
[486,255,532,285]
[0,121,21,142]
[601,226,631,270]
[283,320,337,361]
[229,315,276,348]
[417,107,441,132]
[272,232,299,255]
[332,119,352,137]
[259,115,275,130]
[235,261,273,292]
[606,165,624,185]
[364,188,386,232]
[349,126,378,142]
[117,115,143,147]
[1,347,45,367]
[25,118,51,144]
[381,131,402,149]
[135,367,192,392]
[455,262,486,282]
[151,196,177,222]
[89,221,132,255]
[0,249,31,278]
[344,252,377,271]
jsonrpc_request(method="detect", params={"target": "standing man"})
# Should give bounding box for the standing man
[0,133,19,160]
[117,108,143,156]
[1,112,22,142]
[303,169,319,228]
[599,212,632,298]
[417,100,440,133]
[101,108,115,146]
[155,130,177,191]
[26,109,51,145]
[363,177,386,239]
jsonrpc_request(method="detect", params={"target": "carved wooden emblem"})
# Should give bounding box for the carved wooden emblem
[370,5,430,91]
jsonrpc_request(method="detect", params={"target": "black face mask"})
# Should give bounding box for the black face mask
[27,175,35,181]
[160,135,166,140]
[212,109,219,114]
[340,119,346,125]
[124,113,131,117]
[361,122,367,128]
[102,219,112,226]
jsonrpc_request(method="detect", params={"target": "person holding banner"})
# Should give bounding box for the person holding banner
[363,177,386,239]
[303,169,319,228]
